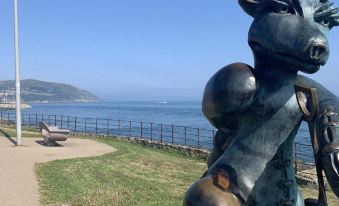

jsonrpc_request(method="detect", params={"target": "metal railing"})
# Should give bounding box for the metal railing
[0,112,318,179]
[293,142,318,179]
[0,112,214,150]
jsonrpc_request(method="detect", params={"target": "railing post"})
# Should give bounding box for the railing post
[150,123,153,141]
[140,122,143,138]
[171,125,174,144]
[160,124,163,142]
[35,114,38,127]
[184,126,187,146]
[29,114,31,126]
[294,143,298,174]
[107,119,109,136]
[48,115,51,125]
[197,128,200,148]
[54,115,57,126]
[95,118,98,134]
[129,121,132,137]
[118,120,121,136]
[61,116,63,129]
[7,113,10,126]
[75,117,77,132]
[85,118,87,134]
[67,116,70,129]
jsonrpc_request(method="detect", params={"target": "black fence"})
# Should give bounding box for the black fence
[0,112,214,150]
[0,112,318,179]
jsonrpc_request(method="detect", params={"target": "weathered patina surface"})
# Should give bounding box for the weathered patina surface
[184,0,339,205]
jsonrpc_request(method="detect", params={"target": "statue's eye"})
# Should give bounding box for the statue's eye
[279,5,289,13]
[272,1,292,14]
[316,17,335,29]
[321,18,331,27]
[314,5,339,29]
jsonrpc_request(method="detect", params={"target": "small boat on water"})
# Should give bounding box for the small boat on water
[155,101,168,104]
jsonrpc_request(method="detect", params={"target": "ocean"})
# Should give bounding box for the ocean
[14,101,314,162]
[23,101,210,129]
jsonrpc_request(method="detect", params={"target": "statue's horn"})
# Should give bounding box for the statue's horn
[238,0,260,17]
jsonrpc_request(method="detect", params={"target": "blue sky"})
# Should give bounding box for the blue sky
[0,0,338,100]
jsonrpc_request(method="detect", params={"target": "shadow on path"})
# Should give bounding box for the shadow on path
[0,129,17,145]
[35,140,62,147]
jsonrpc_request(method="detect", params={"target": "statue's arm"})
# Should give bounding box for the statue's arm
[202,63,257,131]
[296,74,339,197]
[203,63,257,167]
[296,75,339,117]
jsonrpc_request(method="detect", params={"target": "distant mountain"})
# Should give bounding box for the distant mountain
[0,79,98,103]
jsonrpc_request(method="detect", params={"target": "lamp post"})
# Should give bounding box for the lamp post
[14,0,22,146]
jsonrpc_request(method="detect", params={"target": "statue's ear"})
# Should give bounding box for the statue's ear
[238,0,260,17]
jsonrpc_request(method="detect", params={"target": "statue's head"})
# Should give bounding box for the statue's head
[239,0,338,74]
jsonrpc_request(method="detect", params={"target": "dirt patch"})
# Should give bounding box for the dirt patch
[0,137,115,206]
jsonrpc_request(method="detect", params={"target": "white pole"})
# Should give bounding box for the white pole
[14,0,22,146]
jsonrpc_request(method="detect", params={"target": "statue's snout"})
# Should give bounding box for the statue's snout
[306,35,329,65]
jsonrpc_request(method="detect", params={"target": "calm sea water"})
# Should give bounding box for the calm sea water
[24,101,210,129]
[18,101,313,161]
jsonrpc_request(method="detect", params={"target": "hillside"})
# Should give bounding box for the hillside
[0,79,98,103]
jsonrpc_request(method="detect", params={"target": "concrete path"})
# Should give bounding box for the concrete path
[0,136,115,206]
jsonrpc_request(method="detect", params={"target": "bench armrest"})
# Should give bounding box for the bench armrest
[49,129,70,135]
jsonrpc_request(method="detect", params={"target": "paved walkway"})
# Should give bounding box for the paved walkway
[0,136,116,206]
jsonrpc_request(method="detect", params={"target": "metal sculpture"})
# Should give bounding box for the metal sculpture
[295,85,327,206]
[184,0,339,205]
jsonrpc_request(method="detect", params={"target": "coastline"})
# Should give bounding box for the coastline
[0,102,31,110]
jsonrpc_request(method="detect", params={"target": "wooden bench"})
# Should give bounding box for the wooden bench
[39,121,70,146]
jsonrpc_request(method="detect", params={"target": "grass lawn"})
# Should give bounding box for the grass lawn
[300,185,339,206]
[0,126,336,205]
[35,137,339,206]
[36,138,207,206]
[0,126,42,138]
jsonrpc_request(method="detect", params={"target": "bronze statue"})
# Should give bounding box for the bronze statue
[184,0,339,205]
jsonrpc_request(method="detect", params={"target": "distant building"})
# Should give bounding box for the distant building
[0,90,15,103]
